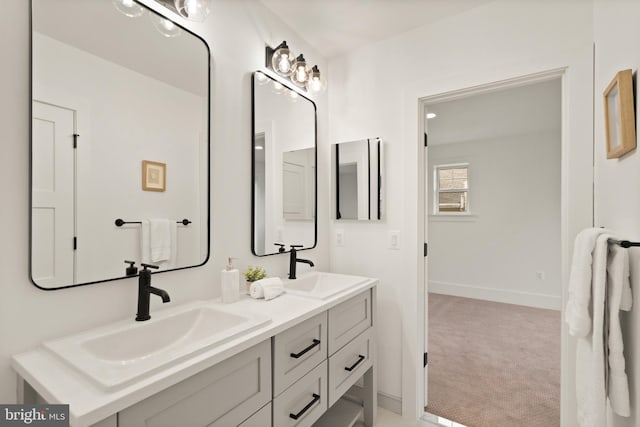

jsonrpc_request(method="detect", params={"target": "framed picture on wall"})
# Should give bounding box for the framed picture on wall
[142,160,166,192]
[604,69,636,159]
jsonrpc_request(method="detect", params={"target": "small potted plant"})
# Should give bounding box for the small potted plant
[243,266,267,293]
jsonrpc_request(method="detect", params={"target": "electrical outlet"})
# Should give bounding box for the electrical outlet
[389,230,400,250]
[336,230,344,247]
[536,271,545,280]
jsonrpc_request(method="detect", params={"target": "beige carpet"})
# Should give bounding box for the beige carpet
[426,293,560,427]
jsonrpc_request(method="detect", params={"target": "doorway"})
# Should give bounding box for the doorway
[422,77,563,426]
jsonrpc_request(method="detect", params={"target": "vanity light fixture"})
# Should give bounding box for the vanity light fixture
[426,112,437,119]
[269,41,294,77]
[266,41,326,94]
[174,0,211,22]
[307,66,326,93]
[290,54,309,87]
[113,0,145,18]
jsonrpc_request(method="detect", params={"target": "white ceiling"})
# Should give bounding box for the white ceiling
[258,0,495,58]
[426,79,562,146]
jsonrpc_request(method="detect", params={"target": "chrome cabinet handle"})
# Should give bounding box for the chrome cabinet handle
[289,393,320,420]
[344,354,366,372]
[290,339,320,359]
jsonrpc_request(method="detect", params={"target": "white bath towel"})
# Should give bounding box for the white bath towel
[249,277,284,301]
[575,233,609,427]
[606,244,632,417]
[566,227,611,337]
[141,219,177,266]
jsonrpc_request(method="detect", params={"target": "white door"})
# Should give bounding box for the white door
[31,101,75,287]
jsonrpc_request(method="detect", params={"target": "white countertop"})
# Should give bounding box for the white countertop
[12,278,377,427]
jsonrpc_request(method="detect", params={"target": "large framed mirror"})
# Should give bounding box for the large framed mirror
[30,0,210,289]
[252,71,317,256]
[332,137,383,221]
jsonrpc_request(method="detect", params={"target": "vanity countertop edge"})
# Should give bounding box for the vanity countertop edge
[12,278,378,427]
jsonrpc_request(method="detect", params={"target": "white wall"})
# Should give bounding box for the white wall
[593,0,640,425]
[328,0,594,420]
[0,0,328,405]
[428,131,562,310]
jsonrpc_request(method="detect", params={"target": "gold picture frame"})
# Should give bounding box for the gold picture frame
[604,69,636,159]
[142,160,166,192]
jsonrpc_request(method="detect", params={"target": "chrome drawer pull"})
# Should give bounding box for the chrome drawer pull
[290,339,321,359]
[344,354,366,372]
[289,393,321,420]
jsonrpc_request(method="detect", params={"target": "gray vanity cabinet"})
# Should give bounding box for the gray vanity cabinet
[118,340,271,427]
[16,287,376,427]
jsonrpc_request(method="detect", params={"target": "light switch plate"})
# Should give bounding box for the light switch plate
[336,230,344,247]
[389,230,400,250]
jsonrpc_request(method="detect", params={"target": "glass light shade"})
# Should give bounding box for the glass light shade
[174,0,211,22]
[290,54,308,87]
[113,0,145,18]
[150,14,182,38]
[306,66,326,93]
[271,41,293,77]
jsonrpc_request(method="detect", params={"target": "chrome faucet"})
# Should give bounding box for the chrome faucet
[136,263,170,321]
[288,245,314,279]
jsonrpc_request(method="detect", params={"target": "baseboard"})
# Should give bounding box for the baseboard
[377,391,402,414]
[429,280,561,310]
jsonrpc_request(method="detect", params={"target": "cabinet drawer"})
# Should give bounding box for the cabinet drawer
[328,290,372,355]
[273,311,327,396]
[119,340,271,427]
[273,360,328,427]
[328,327,373,406]
[238,402,271,427]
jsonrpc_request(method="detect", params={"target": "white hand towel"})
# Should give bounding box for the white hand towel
[150,219,172,262]
[566,227,611,337]
[250,277,284,300]
[141,220,176,266]
[606,244,632,417]
[575,233,609,427]
[141,220,151,264]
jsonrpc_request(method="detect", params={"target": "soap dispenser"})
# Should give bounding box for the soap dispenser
[221,257,240,303]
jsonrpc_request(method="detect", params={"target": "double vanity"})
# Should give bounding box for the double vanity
[13,272,377,427]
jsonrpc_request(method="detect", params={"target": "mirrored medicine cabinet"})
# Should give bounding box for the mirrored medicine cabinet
[332,137,383,221]
[251,71,317,256]
[30,0,210,289]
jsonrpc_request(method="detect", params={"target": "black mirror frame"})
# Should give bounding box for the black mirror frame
[29,0,211,290]
[251,71,318,257]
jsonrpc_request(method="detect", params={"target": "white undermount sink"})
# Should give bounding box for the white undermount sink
[43,301,270,390]
[283,271,370,299]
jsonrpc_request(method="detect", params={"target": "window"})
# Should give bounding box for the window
[434,164,469,214]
